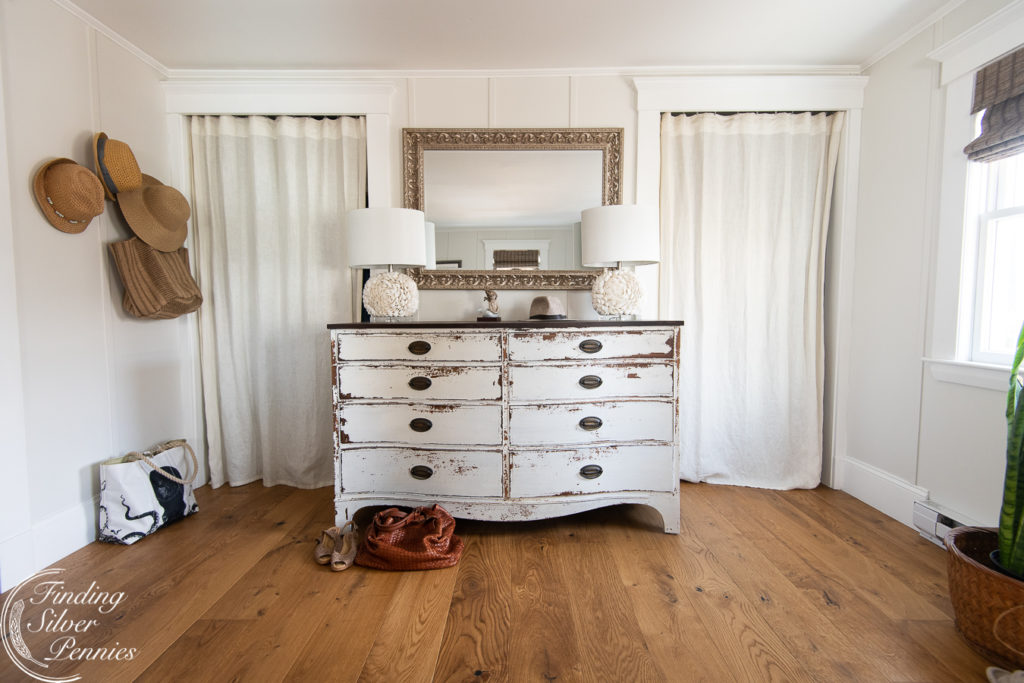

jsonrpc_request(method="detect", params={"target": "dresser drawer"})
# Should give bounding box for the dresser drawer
[334,332,500,362]
[342,448,503,497]
[510,445,675,497]
[510,362,673,401]
[338,364,501,401]
[338,403,502,446]
[507,329,676,361]
[508,400,674,445]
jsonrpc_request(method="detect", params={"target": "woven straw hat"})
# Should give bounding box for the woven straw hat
[117,174,190,252]
[32,158,105,234]
[93,132,142,201]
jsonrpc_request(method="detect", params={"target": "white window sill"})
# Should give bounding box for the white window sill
[925,358,1011,391]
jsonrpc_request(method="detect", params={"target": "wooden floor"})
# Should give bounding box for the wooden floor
[1,482,995,682]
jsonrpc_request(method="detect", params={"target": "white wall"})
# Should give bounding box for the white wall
[0,1,200,590]
[840,0,1017,526]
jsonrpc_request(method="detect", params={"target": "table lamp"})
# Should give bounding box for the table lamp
[345,208,426,321]
[581,204,659,318]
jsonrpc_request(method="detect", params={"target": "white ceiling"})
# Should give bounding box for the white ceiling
[68,0,959,72]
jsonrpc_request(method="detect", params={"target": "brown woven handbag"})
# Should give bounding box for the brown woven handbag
[355,504,464,571]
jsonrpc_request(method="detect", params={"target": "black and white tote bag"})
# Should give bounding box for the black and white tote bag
[98,439,199,545]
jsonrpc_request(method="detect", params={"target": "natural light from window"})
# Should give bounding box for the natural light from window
[964,149,1024,365]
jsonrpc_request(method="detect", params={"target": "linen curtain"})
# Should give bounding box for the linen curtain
[660,111,844,489]
[189,115,366,488]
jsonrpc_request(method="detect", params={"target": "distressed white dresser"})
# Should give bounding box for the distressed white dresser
[328,321,683,533]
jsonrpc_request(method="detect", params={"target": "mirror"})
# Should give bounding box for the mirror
[403,128,623,290]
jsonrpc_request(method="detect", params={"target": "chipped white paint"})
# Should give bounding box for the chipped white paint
[342,448,503,497]
[509,445,676,497]
[335,331,501,362]
[337,403,503,446]
[331,323,682,533]
[510,362,674,401]
[337,364,501,401]
[508,401,675,445]
[507,329,675,361]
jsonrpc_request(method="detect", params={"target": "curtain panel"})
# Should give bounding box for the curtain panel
[965,45,1024,162]
[189,115,367,488]
[660,111,844,489]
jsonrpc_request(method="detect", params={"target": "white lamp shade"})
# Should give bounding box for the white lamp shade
[581,204,659,267]
[424,221,437,270]
[345,207,426,268]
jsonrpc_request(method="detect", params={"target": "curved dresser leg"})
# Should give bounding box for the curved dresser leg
[647,493,681,534]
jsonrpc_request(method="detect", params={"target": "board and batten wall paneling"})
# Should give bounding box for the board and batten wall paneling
[0,0,198,590]
[4,0,114,539]
[94,32,198,469]
[848,29,935,486]
[491,76,571,127]
[0,0,33,591]
[408,78,490,127]
[843,0,1021,528]
[917,372,1005,525]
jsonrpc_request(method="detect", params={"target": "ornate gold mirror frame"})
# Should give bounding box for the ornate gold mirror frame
[403,128,623,290]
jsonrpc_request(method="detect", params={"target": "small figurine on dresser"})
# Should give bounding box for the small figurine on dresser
[478,289,501,322]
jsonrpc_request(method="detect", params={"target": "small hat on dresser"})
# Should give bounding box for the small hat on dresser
[93,132,142,201]
[32,158,105,234]
[529,295,567,320]
[117,174,190,252]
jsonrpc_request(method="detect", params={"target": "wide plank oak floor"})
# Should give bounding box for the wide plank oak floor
[0,482,994,682]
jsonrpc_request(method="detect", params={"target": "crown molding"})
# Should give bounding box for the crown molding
[51,0,168,77]
[162,64,862,83]
[927,0,1024,84]
[859,0,967,72]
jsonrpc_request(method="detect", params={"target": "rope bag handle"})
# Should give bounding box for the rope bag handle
[125,439,198,485]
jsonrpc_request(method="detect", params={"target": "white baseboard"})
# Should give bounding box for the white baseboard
[835,455,929,528]
[0,495,98,592]
[0,530,36,593]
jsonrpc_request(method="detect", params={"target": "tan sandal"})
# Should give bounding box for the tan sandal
[330,521,357,572]
[314,527,341,565]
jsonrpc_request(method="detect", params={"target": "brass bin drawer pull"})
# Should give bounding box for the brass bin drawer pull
[579,416,603,431]
[578,339,603,354]
[578,374,603,390]
[410,465,434,480]
[579,464,603,479]
[409,418,433,432]
[408,376,433,391]
[408,340,432,355]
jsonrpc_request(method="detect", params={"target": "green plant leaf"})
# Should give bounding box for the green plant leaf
[999,319,1024,575]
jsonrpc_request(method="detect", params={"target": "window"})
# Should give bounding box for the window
[927,12,1024,387]
[962,148,1024,365]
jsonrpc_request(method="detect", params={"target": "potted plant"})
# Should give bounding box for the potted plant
[946,323,1024,668]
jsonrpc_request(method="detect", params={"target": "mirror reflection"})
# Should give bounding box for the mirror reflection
[403,128,622,290]
[423,149,603,271]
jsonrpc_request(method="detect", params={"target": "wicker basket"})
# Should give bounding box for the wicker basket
[945,526,1024,668]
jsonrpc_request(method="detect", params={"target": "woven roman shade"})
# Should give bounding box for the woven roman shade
[493,249,540,270]
[964,45,1024,162]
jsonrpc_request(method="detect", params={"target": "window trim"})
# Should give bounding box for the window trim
[925,4,1024,383]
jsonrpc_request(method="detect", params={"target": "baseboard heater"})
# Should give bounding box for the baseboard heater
[912,500,981,547]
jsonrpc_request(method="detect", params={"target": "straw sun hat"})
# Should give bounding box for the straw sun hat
[32,158,105,234]
[117,174,190,252]
[93,132,142,200]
